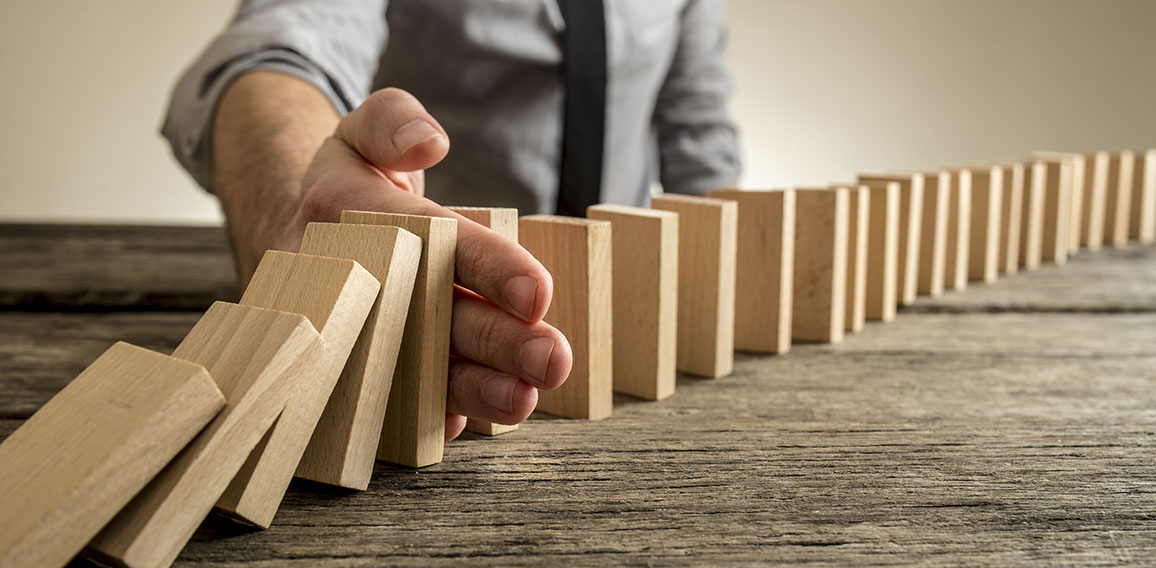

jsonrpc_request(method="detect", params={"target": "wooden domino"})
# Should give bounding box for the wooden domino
[1038,159,1072,264]
[944,169,972,289]
[1034,152,1086,255]
[834,185,870,333]
[293,224,421,488]
[791,188,847,343]
[999,162,1024,275]
[1104,151,1135,248]
[859,181,900,318]
[341,211,457,468]
[966,165,1003,283]
[700,190,783,356]
[1081,151,1110,251]
[859,174,924,306]
[1019,161,1045,271]
[87,302,323,568]
[916,171,949,297]
[587,204,678,401]
[448,206,523,434]
[518,215,613,419]
[1132,149,1156,244]
[214,251,382,526]
[0,343,223,568]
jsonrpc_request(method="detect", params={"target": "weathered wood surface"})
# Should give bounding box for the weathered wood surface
[1,225,1155,566]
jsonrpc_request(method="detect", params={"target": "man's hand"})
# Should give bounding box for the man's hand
[213,73,571,440]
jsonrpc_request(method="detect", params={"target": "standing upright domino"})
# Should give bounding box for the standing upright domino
[518,215,613,419]
[587,204,679,401]
[834,185,870,333]
[1019,161,1046,271]
[944,170,972,289]
[1131,149,1156,244]
[917,171,950,297]
[790,188,847,343]
[0,343,224,568]
[448,207,523,434]
[699,190,783,356]
[859,181,900,318]
[1081,151,1110,250]
[859,174,924,306]
[341,211,457,468]
[87,302,323,568]
[1037,159,1073,264]
[1033,152,1086,255]
[998,162,1025,275]
[294,224,421,488]
[1104,151,1135,247]
[966,165,1003,283]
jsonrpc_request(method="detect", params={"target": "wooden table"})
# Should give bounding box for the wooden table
[2,223,1155,566]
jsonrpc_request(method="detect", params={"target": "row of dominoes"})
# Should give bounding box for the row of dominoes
[1,149,1153,567]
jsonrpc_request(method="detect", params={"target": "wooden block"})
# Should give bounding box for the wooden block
[87,302,323,568]
[1034,152,1087,254]
[587,205,678,400]
[1038,159,1072,264]
[699,190,784,356]
[340,211,456,468]
[1019,161,1045,271]
[212,250,382,526]
[916,172,949,297]
[859,174,924,306]
[790,188,847,343]
[999,162,1025,275]
[0,343,223,568]
[945,170,972,289]
[293,224,421,486]
[448,206,522,434]
[518,215,613,419]
[967,165,1003,283]
[1104,151,1135,248]
[859,181,900,319]
[1081,151,1110,251]
[834,185,870,333]
[1131,149,1156,244]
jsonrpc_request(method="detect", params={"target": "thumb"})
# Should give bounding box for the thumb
[337,87,450,173]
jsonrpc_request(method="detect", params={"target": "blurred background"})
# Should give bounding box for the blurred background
[1,0,1154,225]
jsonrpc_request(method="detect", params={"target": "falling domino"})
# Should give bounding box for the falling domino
[859,181,900,318]
[859,173,923,306]
[1104,151,1135,248]
[1131,149,1156,244]
[87,302,323,568]
[214,251,382,527]
[518,215,613,419]
[447,206,522,435]
[341,211,457,468]
[998,162,1025,275]
[966,165,1003,284]
[0,343,224,568]
[944,170,972,289]
[1081,151,1110,251]
[917,171,949,297]
[791,188,847,343]
[587,204,679,401]
[698,190,780,356]
[832,184,869,333]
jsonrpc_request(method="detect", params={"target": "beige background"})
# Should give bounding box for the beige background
[1,0,1154,225]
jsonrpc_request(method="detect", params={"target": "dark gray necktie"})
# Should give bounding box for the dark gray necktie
[555,0,607,216]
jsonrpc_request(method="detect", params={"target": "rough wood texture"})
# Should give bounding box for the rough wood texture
[966,166,1003,283]
[0,343,223,568]
[296,224,422,487]
[791,189,847,343]
[837,185,870,332]
[587,205,679,401]
[1104,151,1136,248]
[1081,151,1110,251]
[917,172,949,297]
[861,182,900,320]
[448,207,522,436]
[1039,159,1072,265]
[87,302,323,568]
[1133,149,1156,244]
[859,174,923,305]
[655,194,740,369]
[1019,161,1045,271]
[340,211,457,468]
[998,162,1024,275]
[3,224,1156,566]
[216,251,381,527]
[518,215,613,420]
[944,171,972,290]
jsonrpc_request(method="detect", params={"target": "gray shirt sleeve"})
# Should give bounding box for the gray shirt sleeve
[652,0,741,195]
[161,0,388,191]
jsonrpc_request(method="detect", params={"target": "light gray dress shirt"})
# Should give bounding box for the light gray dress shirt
[163,0,741,214]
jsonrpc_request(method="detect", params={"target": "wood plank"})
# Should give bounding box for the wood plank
[860,182,900,319]
[340,211,457,468]
[917,172,949,297]
[587,205,678,401]
[1081,151,1110,251]
[294,224,421,487]
[86,302,323,568]
[518,215,613,419]
[836,185,870,332]
[859,174,924,306]
[701,190,783,356]
[215,251,381,526]
[1038,159,1072,264]
[0,342,223,568]
[1104,151,1136,248]
[448,207,522,436]
[791,188,847,343]
[1132,149,1156,244]
[966,165,1003,283]
[998,162,1024,275]
[1019,161,1045,271]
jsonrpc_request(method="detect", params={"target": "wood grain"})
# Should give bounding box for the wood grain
[998,162,1024,275]
[1081,151,1110,251]
[917,172,949,297]
[700,190,781,357]
[86,302,323,568]
[966,166,1003,283]
[518,215,613,420]
[448,207,522,436]
[837,185,870,333]
[0,343,223,568]
[1104,151,1136,248]
[791,189,847,343]
[859,174,924,306]
[1132,149,1156,244]
[587,205,679,401]
[340,211,457,468]
[295,224,422,487]
[1018,161,1045,271]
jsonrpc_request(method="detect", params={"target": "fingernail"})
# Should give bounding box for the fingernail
[504,276,538,321]
[392,119,441,155]
[519,337,555,388]
[484,379,516,415]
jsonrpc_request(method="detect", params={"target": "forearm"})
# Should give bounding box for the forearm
[211,70,340,287]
